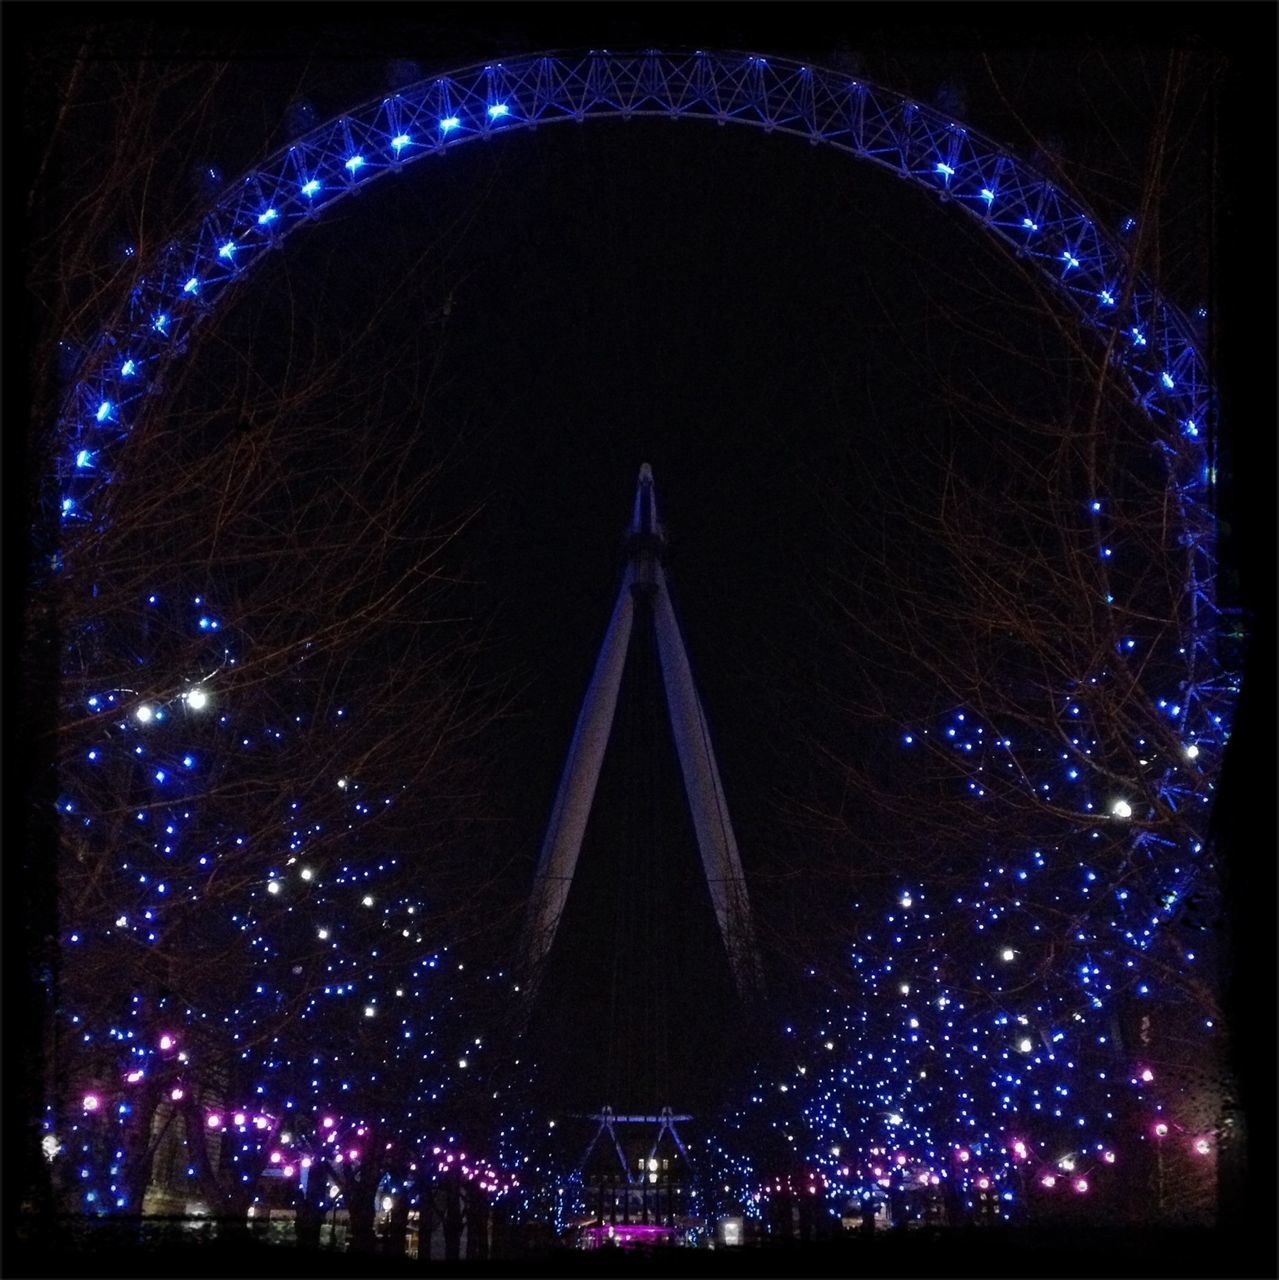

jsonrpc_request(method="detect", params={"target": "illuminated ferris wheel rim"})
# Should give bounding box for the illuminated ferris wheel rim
[56,47,1214,558]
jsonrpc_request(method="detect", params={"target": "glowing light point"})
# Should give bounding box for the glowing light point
[363,1005,376,1018]
[900,893,913,908]
[1062,251,1080,270]
[361,895,374,907]
[207,1114,221,1128]
[170,1087,184,1101]
[300,867,313,881]
[82,1093,100,1112]
[391,134,411,151]
[440,116,461,132]
[96,400,112,422]
[345,155,365,173]
[322,1116,335,1128]
[1110,799,1133,819]
[258,208,278,225]
[1184,420,1199,438]
[1018,1037,1034,1053]
[76,450,92,468]
[185,687,209,710]
[183,277,199,294]
[1103,1150,1116,1164]
[301,179,321,197]
[1130,327,1147,346]
[121,359,137,376]
[1022,217,1038,231]
[935,162,954,177]
[218,242,236,259]
[1154,1122,1169,1138]
[135,704,154,724]
[1184,743,1199,760]
[957,1149,970,1163]
[487,103,509,118]
[980,187,995,203]
[1139,1067,1154,1083]
[1194,1138,1211,1155]
[1040,1174,1056,1188]
[317,927,330,940]
[1073,1178,1089,1194]
[458,1057,469,1069]
[267,880,281,895]
[1000,947,1016,962]
[1099,290,1115,306]
[1161,371,1175,390]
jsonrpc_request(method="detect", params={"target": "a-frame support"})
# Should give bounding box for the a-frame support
[518,464,762,1007]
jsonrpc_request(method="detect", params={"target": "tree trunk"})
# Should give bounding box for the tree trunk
[442,1169,463,1262]
[346,1180,378,1255]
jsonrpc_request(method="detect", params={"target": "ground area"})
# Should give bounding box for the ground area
[5,1224,1275,1279]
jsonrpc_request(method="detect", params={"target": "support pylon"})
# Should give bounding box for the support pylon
[517,464,763,1010]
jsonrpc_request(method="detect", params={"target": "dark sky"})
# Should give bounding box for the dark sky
[21,3,1271,1118]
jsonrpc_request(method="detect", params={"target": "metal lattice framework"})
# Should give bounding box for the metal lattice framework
[52,47,1228,740]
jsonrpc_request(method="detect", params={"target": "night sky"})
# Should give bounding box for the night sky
[15,2,1275,1245]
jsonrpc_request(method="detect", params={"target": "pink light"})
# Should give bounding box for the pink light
[1102,1150,1116,1164]
[159,1034,175,1051]
[348,1149,359,1161]
[125,1070,144,1083]
[253,1116,269,1130]
[207,1114,222,1129]
[170,1087,184,1101]
[301,1157,313,1169]
[1154,1122,1169,1138]
[82,1093,100,1112]
[1074,1178,1089,1194]
[322,1116,335,1128]
[918,1171,931,1184]
[1194,1138,1211,1156]
[270,1151,282,1164]
[233,1113,247,1127]
[1139,1067,1154,1083]
[929,1175,940,1186]
[1012,1141,1028,1160]
[957,1149,970,1163]
[872,1166,883,1177]
[283,1165,295,1178]
[977,1177,990,1190]
[1041,1174,1057,1188]
[333,1153,343,1164]
[894,1153,907,1166]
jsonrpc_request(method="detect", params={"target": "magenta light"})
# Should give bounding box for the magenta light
[322,1116,335,1128]
[1139,1067,1154,1083]
[977,1177,990,1190]
[233,1112,247,1127]
[159,1034,175,1051]
[170,1087,185,1101]
[207,1114,222,1128]
[1041,1174,1057,1188]
[270,1151,282,1164]
[1193,1138,1211,1155]
[1074,1178,1089,1194]
[956,1149,970,1163]
[1102,1150,1116,1164]
[82,1093,101,1112]
[1154,1122,1169,1138]
[125,1070,144,1083]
